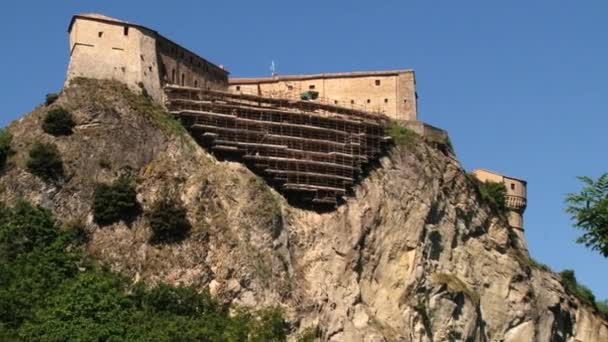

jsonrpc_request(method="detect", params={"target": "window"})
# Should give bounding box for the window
[287,85,293,91]
[181,73,185,86]
[384,98,388,103]
[375,79,381,86]
[309,84,315,90]
[171,69,176,83]
[98,31,104,38]
[123,26,129,36]
[367,99,371,104]
[511,183,515,190]
[334,100,338,104]
[404,99,408,103]
[194,80,198,88]
[236,86,241,91]
[350,100,355,104]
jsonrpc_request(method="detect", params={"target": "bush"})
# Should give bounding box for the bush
[26,142,64,181]
[45,93,59,106]
[148,199,191,244]
[42,107,75,136]
[92,177,139,226]
[559,269,596,306]
[597,300,608,317]
[386,121,418,146]
[0,130,12,170]
[0,200,289,340]
[471,177,507,214]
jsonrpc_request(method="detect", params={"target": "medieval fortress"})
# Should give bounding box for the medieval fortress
[65,13,527,232]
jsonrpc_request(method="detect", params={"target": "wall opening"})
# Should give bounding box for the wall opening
[287,85,293,90]
[181,73,185,86]
[194,80,198,88]
[511,183,515,190]
[351,100,355,104]
[367,99,371,104]
[309,85,316,90]
[98,31,103,38]
[236,86,241,91]
[375,79,381,86]
[384,98,389,103]
[123,26,129,36]
[172,69,176,83]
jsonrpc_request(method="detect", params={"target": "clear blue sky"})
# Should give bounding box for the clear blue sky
[1,1,606,299]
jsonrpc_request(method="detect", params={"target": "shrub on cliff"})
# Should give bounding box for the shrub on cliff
[386,121,418,146]
[42,107,75,136]
[45,93,59,106]
[92,176,139,226]
[471,177,507,215]
[26,142,64,181]
[147,198,191,244]
[0,130,13,170]
[559,269,596,306]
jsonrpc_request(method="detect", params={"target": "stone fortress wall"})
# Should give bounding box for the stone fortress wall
[228,71,417,121]
[63,13,527,227]
[65,13,228,104]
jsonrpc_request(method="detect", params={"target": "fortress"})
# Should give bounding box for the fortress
[64,13,527,230]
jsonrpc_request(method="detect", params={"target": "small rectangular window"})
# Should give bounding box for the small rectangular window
[384,98,388,103]
[236,86,241,91]
[511,183,515,190]
[287,85,293,91]
[366,99,371,104]
[334,100,338,104]
[98,31,103,38]
[309,84,315,90]
[123,26,129,36]
[375,80,381,86]
[350,100,355,104]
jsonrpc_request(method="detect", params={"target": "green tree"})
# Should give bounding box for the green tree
[565,174,608,257]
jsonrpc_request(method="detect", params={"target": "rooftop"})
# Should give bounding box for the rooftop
[229,69,414,84]
[472,168,527,184]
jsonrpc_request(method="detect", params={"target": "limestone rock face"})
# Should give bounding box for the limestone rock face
[2,79,607,341]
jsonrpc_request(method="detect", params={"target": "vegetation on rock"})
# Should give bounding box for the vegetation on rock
[565,174,608,257]
[42,107,75,136]
[0,130,12,171]
[471,177,507,215]
[148,198,191,244]
[558,269,604,312]
[44,93,60,106]
[92,176,140,226]
[0,200,288,341]
[386,121,418,146]
[26,142,64,181]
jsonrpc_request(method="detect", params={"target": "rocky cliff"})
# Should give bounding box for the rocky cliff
[1,79,607,341]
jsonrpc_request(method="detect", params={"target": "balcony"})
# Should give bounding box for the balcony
[505,195,527,211]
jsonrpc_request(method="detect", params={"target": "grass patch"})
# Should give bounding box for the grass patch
[597,300,608,318]
[386,121,418,146]
[26,142,64,181]
[42,107,75,136]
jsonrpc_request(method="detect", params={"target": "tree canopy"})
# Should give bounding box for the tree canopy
[565,173,608,257]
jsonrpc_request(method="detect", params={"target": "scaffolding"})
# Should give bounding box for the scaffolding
[164,85,390,204]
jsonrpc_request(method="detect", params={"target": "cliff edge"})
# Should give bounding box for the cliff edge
[1,79,607,341]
